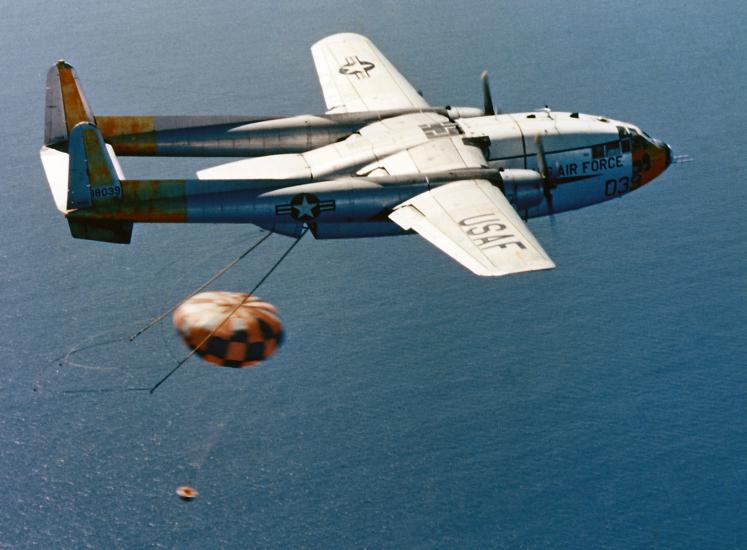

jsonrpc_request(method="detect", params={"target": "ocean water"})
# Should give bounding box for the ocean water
[1,1,745,547]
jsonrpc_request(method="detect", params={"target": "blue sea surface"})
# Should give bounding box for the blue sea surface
[1,1,745,548]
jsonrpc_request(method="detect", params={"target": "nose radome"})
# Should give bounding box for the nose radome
[635,136,672,188]
[651,138,672,170]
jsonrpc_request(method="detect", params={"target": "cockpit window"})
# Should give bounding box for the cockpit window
[592,141,624,159]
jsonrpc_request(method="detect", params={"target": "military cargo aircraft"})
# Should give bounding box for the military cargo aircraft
[40,33,672,277]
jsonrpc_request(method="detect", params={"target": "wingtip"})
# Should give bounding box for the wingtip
[311,32,369,49]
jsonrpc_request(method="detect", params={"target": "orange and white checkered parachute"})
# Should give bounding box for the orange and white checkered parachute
[172,291,284,367]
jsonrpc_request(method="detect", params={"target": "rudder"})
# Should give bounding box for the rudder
[44,61,95,146]
[65,122,132,244]
[67,122,124,208]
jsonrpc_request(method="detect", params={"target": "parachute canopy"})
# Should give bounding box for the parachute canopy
[173,291,284,367]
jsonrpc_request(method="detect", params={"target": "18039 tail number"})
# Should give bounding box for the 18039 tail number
[90,186,122,200]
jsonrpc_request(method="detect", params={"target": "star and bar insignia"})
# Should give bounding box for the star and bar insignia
[276,193,336,221]
[338,56,376,79]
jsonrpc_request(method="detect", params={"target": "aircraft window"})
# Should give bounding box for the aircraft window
[621,140,631,153]
[606,141,620,156]
[617,126,629,138]
[592,144,605,159]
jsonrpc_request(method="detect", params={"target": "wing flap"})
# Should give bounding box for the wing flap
[389,179,555,277]
[311,33,429,113]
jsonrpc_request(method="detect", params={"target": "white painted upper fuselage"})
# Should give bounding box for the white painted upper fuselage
[197,109,669,223]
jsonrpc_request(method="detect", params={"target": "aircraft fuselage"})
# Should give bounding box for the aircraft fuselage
[61,109,671,241]
[177,110,671,237]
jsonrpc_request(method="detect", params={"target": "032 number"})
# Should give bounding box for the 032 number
[605,176,630,197]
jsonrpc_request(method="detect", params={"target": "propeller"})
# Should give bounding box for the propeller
[534,133,556,214]
[481,71,501,116]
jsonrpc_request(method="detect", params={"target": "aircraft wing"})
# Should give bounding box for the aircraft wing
[311,33,430,114]
[389,179,555,277]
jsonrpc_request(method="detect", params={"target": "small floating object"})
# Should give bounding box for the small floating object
[176,485,198,501]
[173,291,284,368]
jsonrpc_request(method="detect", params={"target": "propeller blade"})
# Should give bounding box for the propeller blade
[544,185,554,213]
[481,71,495,116]
[534,134,547,178]
[534,134,555,213]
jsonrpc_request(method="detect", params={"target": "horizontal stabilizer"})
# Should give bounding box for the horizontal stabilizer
[40,145,70,212]
[68,219,133,244]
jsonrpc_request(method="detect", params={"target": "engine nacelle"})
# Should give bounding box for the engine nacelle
[500,169,545,210]
[444,106,485,119]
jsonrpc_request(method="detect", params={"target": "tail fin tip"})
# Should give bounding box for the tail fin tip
[44,60,95,146]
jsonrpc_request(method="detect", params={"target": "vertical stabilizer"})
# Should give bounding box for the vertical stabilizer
[45,61,95,146]
[67,122,122,210]
[64,122,132,244]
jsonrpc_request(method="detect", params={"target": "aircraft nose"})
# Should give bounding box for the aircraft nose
[652,138,672,170]
[634,136,672,187]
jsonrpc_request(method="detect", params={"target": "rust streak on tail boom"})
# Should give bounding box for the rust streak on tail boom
[67,179,188,223]
[57,62,93,133]
[95,116,157,155]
